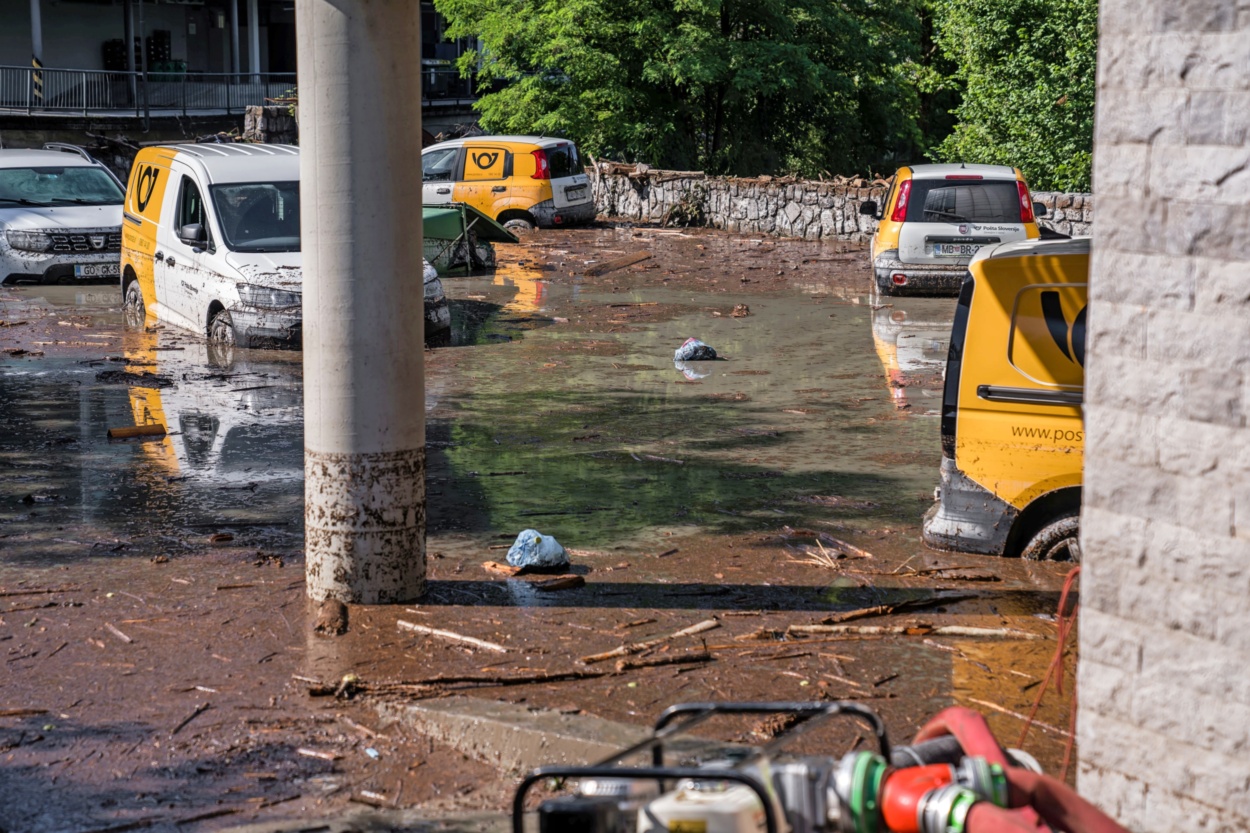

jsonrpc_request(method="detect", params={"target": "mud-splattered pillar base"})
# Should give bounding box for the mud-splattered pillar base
[297,0,426,605]
[305,449,426,604]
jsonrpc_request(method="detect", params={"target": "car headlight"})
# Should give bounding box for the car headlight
[237,283,301,309]
[6,230,51,252]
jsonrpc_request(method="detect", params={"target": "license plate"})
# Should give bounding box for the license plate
[74,262,120,278]
[933,243,980,257]
[565,186,587,201]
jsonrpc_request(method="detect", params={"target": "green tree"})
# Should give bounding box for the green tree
[929,0,1096,191]
[434,0,924,177]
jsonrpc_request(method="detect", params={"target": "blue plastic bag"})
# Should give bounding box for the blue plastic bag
[506,528,569,569]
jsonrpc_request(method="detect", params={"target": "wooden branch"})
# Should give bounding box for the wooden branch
[397,620,508,653]
[580,618,720,664]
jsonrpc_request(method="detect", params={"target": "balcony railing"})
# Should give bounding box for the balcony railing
[0,65,295,117]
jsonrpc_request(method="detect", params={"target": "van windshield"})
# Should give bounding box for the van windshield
[908,180,1022,224]
[210,181,300,253]
[0,166,123,206]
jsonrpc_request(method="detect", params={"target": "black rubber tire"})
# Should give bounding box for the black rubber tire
[1020,512,1081,562]
[123,281,146,329]
[503,217,535,234]
[208,308,236,345]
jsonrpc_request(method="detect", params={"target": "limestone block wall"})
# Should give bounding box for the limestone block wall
[590,166,1093,240]
[1079,1,1250,830]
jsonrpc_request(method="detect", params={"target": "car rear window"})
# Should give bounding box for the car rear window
[907,180,1021,224]
[547,143,583,178]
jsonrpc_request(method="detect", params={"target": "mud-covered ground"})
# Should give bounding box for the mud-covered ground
[0,225,1077,832]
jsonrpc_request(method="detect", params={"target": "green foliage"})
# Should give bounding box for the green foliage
[928,0,1096,191]
[434,0,925,177]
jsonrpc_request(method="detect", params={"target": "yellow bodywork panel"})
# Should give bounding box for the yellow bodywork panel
[120,149,175,310]
[956,249,1087,510]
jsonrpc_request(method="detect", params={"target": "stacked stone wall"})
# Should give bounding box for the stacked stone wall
[1079,0,1250,830]
[590,167,1092,240]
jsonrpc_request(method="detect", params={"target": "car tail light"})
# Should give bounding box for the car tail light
[890,180,912,222]
[531,149,550,180]
[892,273,908,286]
[1017,181,1035,223]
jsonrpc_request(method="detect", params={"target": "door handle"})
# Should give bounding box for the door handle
[154,251,164,261]
[166,257,176,268]
[436,188,450,194]
[491,186,507,193]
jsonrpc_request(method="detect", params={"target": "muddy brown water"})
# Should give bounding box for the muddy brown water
[0,226,1077,831]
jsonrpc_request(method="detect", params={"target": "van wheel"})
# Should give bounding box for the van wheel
[208,309,236,345]
[503,217,535,234]
[123,282,146,329]
[1020,512,1081,562]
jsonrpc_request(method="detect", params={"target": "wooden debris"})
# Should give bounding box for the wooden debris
[297,747,341,761]
[787,623,1043,640]
[104,623,133,644]
[397,620,508,653]
[483,561,524,577]
[208,533,234,544]
[580,618,720,664]
[585,251,653,277]
[819,595,975,625]
[615,650,713,673]
[106,424,167,439]
[617,618,656,630]
[171,702,211,736]
[0,587,78,598]
[0,708,48,718]
[656,548,680,558]
[966,697,1072,737]
[533,575,585,591]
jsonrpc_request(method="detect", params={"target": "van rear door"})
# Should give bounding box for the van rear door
[546,142,591,211]
[898,177,1030,266]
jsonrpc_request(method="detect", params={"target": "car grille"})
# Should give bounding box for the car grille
[48,231,122,254]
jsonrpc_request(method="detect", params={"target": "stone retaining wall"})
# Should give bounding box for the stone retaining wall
[590,167,1092,240]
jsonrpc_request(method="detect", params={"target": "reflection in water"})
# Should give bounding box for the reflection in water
[870,298,956,413]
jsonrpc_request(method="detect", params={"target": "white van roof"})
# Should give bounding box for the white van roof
[908,163,1019,180]
[424,135,577,152]
[159,143,300,184]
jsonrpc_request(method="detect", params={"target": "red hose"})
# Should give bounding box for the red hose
[967,768,1130,833]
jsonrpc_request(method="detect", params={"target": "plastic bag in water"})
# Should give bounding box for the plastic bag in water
[506,528,569,569]
[674,338,717,361]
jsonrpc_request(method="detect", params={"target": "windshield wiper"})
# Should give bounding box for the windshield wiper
[925,209,970,222]
[0,197,47,206]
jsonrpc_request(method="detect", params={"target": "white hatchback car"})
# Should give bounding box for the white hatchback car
[0,145,125,284]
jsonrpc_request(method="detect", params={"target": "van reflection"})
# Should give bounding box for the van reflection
[125,337,302,486]
[870,299,954,412]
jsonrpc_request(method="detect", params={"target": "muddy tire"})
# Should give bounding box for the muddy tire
[503,217,535,234]
[123,281,146,329]
[208,308,236,345]
[1020,512,1081,562]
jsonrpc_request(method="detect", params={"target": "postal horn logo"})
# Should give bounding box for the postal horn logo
[1041,290,1087,367]
[471,151,500,169]
[135,165,160,212]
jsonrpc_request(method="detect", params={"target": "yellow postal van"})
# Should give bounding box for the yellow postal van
[421,136,594,232]
[922,237,1088,561]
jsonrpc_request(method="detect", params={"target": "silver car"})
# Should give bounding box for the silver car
[0,145,124,285]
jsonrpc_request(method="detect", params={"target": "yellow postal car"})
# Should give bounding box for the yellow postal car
[923,237,1088,561]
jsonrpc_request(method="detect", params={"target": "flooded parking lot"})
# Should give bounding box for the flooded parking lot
[0,226,1078,831]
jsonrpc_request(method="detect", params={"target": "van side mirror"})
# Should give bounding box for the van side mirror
[180,223,207,247]
[1033,201,1048,218]
[859,200,878,217]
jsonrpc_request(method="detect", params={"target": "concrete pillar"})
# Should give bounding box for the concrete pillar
[1079,0,1250,829]
[229,0,240,79]
[297,0,427,605]
[247,0,260,79]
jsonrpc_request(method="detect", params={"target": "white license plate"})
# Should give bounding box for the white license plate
[933,243,980,257]
[74,262,120,278]
[565,186,587,201]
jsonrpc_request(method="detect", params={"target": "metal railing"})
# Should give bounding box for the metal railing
[0,66,295,117]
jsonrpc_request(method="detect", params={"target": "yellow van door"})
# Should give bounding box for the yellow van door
[122,151,174,309]
[955,249,1087,510]
[455,145,511,219]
